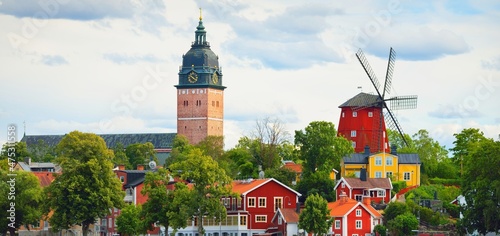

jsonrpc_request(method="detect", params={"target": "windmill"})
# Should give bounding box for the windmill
[337,48,417,153]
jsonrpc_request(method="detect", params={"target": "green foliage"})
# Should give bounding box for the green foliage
[298,193,332,236]
[295,171,336,202]
[374,224,387,236]
[264,167,296,187]
[392,181,407,194]
[388,212,419,235]
[165,135,193,168]
[195,135,225,160]
[112,142,130,168]
[460,138,500,234]
[140,168,191,235]
[443,202,460,219]
[45,131,125,236]
[412,130,449,178]
[0,170,44,235]
[428,178,461,186]
[169,147,234,234]
[383,201,409,223]
[249,117,291,170]
[26,139,56,162]
[125,142,157,169]
[117,204,142,236]
[387,129,416,153]
[223,146,255,179]
[1,141,30,162]
[294,121,353,176]
[405,184,461,204]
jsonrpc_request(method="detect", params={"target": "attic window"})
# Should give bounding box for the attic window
[120,176,124,183]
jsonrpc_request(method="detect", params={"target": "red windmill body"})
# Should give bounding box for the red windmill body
[338,92,390,153]
[338,48,417,153]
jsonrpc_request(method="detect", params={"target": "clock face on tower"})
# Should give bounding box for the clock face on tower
[188,71,198,83]
[212,72,219,84]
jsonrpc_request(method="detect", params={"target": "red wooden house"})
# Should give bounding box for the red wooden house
[269,208,301,236]
[172,178,301,236]
[329,192,382,236]
[334,175,392,204]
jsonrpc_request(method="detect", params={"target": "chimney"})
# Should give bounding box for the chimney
[118,164,125,170]
[339,191,348,204]
[390,145,397,155]
[24,157,31,165]
[296,201,301,213]
[137,164,144,171]
[363,195,371,206]
[360,168,367,181]
[364,145,370,156]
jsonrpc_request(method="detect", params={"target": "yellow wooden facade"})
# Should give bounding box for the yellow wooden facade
[341,152,420,186]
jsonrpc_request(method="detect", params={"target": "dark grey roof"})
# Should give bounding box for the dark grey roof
[119,169,156,188]
[398,154,421,164]
[339,92,382,108]
[343,153,420,164]
[343,153,369,164]
[21,133,176,150]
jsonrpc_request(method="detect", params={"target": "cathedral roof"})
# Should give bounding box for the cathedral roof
[21,133,176,150]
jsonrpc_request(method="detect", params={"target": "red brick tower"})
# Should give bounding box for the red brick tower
[175,12,225,144]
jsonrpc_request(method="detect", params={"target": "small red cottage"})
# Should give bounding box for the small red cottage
[329,192,382,236]
[334,174,392,204]
[270,208,301,236]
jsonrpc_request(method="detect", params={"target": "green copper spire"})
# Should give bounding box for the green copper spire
[194,8,207,46]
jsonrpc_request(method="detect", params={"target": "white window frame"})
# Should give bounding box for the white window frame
[356,209,362,217]
[355,194,363,202]
[255,215,267,223]
[335,220,341,229]
[352,141,356,148]
[404,172,411,181]
[248,197,256,207]
[386,171,393,178]
[375,157,382,166]
[386,156,393,166]
[352,111,357,117]
[368,111,373,117]
[355,220,362,229]
[278,216,282,225]
[378,190,386,197]
[375,171,382,178]
[351,130,357,137]
[258,197,266,208]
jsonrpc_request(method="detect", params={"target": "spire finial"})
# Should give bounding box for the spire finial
[199,8,202,21]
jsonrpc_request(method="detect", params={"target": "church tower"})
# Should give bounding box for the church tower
[175,11,226,144]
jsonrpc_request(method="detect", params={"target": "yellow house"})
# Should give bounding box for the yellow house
[341,146,421,186]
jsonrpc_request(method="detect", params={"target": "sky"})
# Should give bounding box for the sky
[1,0,500,151]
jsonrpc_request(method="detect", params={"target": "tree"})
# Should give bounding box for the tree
[169,148,234,234]
[0,141,29,162]
[450,128,488,176]
[196,135,225,160]
[264,167,296,186]
[387,212,418,235]
[112,142,130,169]
[411,130,449,178]
[26,139,56,162]
[387,129,416,153]
[125,142,158,169]
[460,138,500,234]
[298,193,332,236]
[165,135,193,168]
[223,147,255,179]
[294,121,353,176]
[295,171,336,202]
[249,117,291,170]
[45,131,124,236]
[140,168,192,235]
[0,170,44,236]
[116,204,142,236]
[383,201,409,223]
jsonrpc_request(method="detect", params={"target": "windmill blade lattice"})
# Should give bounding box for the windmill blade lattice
[382,47,396,98]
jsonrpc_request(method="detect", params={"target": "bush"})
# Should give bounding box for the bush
[374,224,387,236]
[429,178,461,186]
[392,181,407,193]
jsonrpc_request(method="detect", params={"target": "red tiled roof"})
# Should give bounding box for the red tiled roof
[280,208,300,223]
[32,172,56,187]
[340,177,392,190]
[282,162,302,173]
[231,179,269,194]
[328,197,382,218]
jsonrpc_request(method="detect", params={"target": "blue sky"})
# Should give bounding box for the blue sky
[1,0,499,150]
